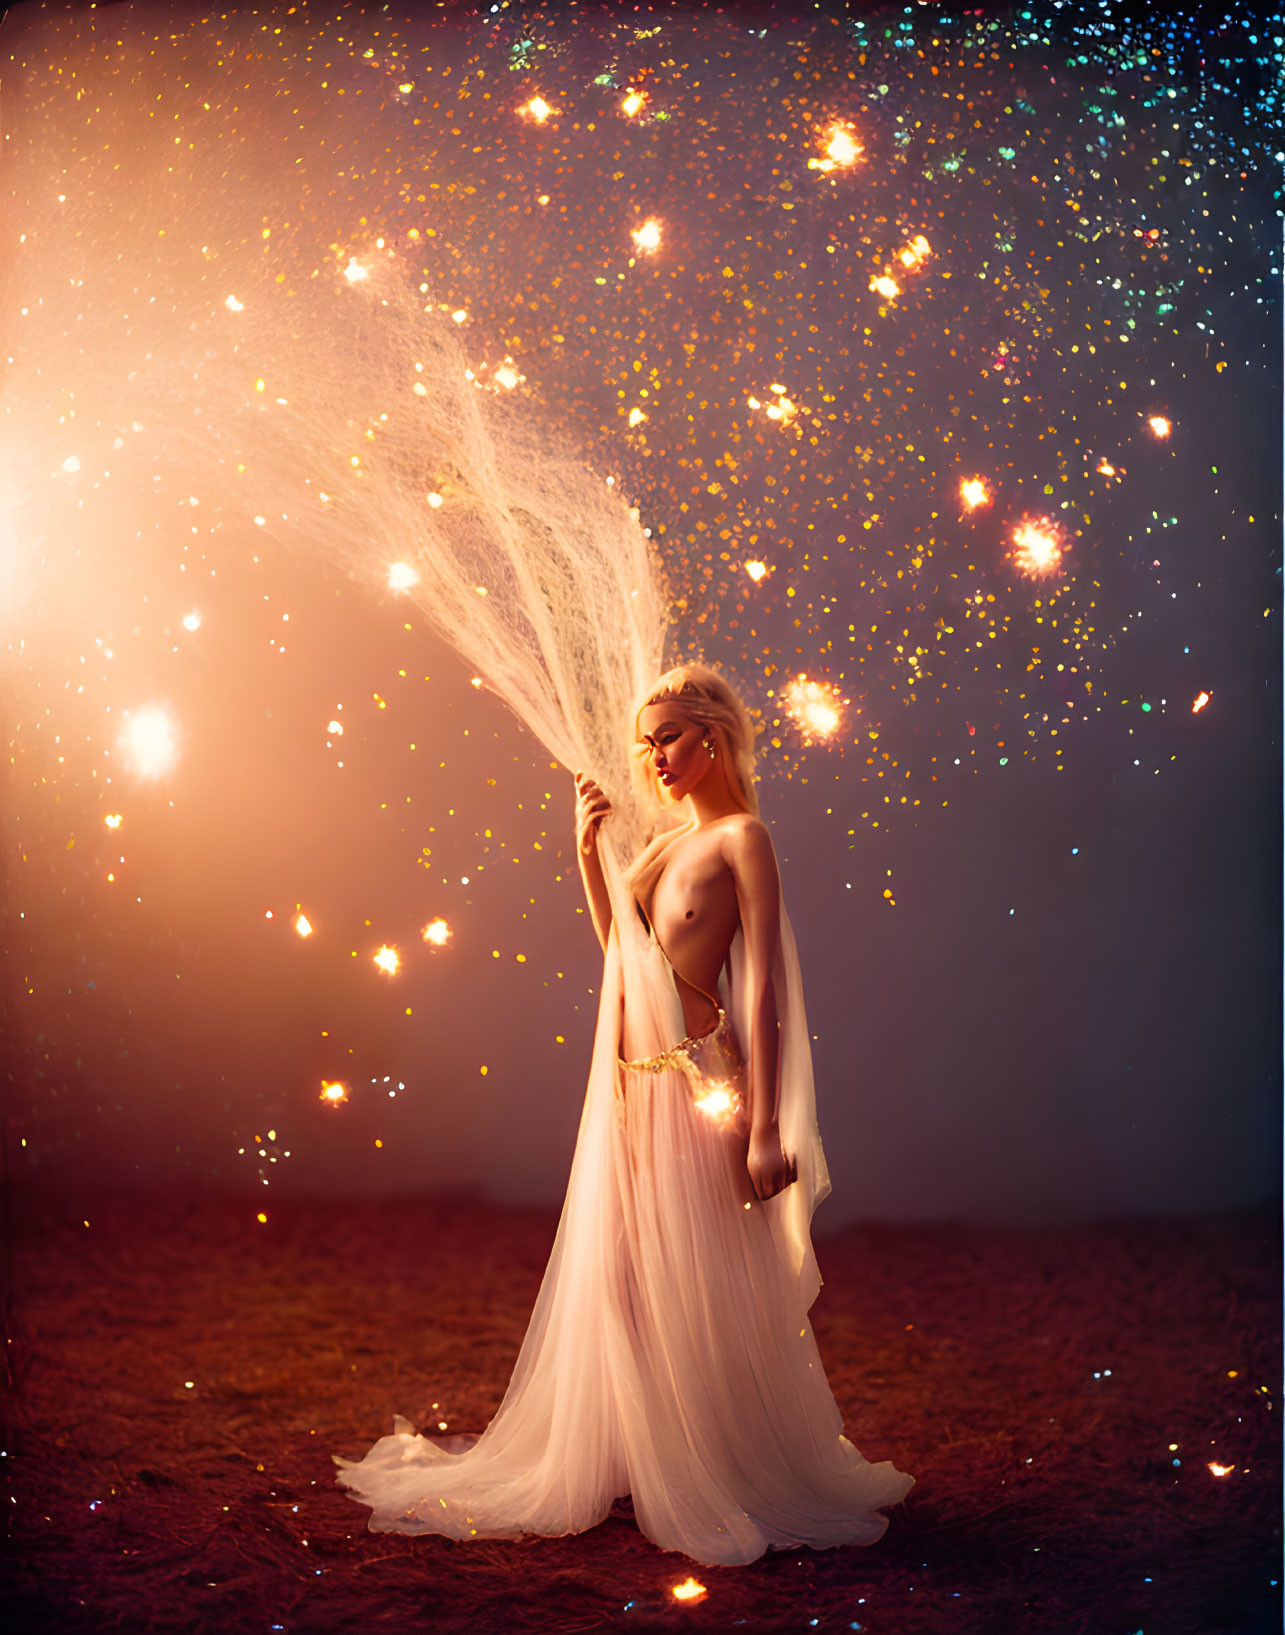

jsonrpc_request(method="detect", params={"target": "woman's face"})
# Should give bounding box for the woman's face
[636,704,713,803]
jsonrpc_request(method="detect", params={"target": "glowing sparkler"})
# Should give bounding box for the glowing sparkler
[621,89,646,116]
[784,676,846,742]
[1010,518,1066,578]
[422,917,452,947]
[898,234,932,269]
[1096,458,1122,479]
[523,97,556,123]
[810,124,863,171]
[1147,415,1172,438]
[104,813,122,829]
[671,1578,707,1604]
[343,258,369,284]
[1208,1461,1234,1477]
[387,562,419,591]
[960,477,991,510]
[492,363,521,390]
[870,274,900,301]
[373,945,400,975]
[744,560,768,582]
[295,913,313,938]
[320,1081,349,1106]
[1192,691,1210,714]
[693,1083,739,1122]
[627,407,647,427]
[631,219,661,252]
[120,705,178,779]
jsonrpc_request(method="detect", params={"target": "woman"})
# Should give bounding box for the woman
[335,664,913,1566]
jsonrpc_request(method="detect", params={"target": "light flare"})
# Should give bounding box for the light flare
[320,1081,349,1106]
[104,813,123,829]
[295,913,313,938]
[373,945,400,976]
[631,218,662,252]
[388,562,419,591]
[181,611,202,631]
[523,96,556,123]
[810,124,863,171]
[422,917,452,947]
[120,706,178,779]
[670,1578,708,1604]
[870,274,900,300]
[784,676,846,742]
[621,89,646,116]
[744,560,768,582]
[343,258,370,284]
[1010,517,1067,579]
[898,234,932,269]
[1192,691,1211,714]
[693,1082,740,1123]
[960,477,991,510]
[1148,415,1172,438]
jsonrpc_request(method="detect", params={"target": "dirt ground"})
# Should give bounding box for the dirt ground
[1,1190,1278,1634]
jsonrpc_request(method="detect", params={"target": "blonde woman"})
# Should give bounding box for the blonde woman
[336,664,913,1565]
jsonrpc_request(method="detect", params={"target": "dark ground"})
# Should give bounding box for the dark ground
[0,1191,1279,1635]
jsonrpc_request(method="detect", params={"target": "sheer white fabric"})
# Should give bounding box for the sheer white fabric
[334,851,914,1566]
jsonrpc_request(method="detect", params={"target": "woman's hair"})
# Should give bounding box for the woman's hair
[629,662,759,819]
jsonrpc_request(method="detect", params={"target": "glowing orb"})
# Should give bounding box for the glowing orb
[451,309,468,324]
[1096,458,1121,479]
[523,97,556,123]
[61,454,81,473]
[621,89,646,116]
[427,491,444,508]
[744,560,768,582]
[784,675,845,742]
[1192,691,1210,714]
[373,945,400,976]
[1208,1461,1234,1477]
[182,611,202,631]
[327,719,343,736]
[295,914,313,938]
[671,1578,707,1603]
[631,218,662,252]
[1148,415,1172,438]
[1010,518,1066,578]
[120,705,178,779]
[104,813,122,829]
[898,234,932,269]
[960,477,991,510]
[387,562,419,591]
[422,917,452,947]
[627,407,647,427]
[343,259,369,284]
[224,294,244,312]
[870,274,900,301]
[320,1081,349,1106]
[493,364,520,390]
[694,1084,737,1121]
[810,125,862,170]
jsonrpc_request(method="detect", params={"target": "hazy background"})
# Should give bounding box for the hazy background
[2,0,1279,1227]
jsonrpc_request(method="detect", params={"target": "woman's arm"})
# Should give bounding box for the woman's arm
[724,818,798,1201]
[573,772,613,953]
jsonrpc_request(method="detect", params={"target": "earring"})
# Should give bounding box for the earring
[703,737,716,758]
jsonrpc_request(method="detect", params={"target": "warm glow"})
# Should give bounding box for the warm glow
[870,274,900,300]
[898,234,932,269]
[493,364,520,390]
[320,1081,349,1106]
[224,294,244,312]
[810,125,863,171]
[744,560,768,582]
[295,913,313,938]
[181,610,202,631]
[621,89,646,116]
[388,562,419,591]
[670,1578,707,1604]
[627,406,647,427]
[343,258,369,284]
[523,96,556,123]
[1208,1461,1234,1477]
[373,945,400,976]
[120,705,178,779]
[104,813,123,829]
[784,675,845,741]
[422,917,452,947]
[960,477,991,510]
[631,218,661,252]
[693,1084,737,1121]
[1148,415,1172,438]
[1096,457,1122,479]
[327,719,344,735]
[1192,691,1211,714]
[1010,518,1066,578]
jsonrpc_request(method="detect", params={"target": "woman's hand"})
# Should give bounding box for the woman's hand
[747,1127,798,1203]
[573,771,613,856]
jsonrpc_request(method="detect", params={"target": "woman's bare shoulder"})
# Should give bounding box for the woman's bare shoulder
[717,812,777,862]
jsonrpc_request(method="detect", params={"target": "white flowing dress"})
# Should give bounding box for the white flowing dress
[334,849,914,1566]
